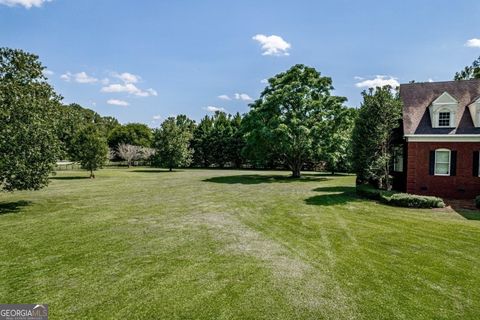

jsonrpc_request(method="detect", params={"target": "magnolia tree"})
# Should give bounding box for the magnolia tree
[351,86,402,189]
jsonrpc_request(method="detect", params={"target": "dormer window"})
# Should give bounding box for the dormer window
[429,92,458,128]
[438,111,451,127]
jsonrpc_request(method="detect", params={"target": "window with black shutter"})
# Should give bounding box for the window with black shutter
[450,150,457,176]
[429,151,435,176]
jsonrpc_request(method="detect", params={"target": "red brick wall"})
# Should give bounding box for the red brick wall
[406,142,480,199]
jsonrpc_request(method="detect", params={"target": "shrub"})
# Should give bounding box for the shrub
[476,196,480,209]
[383,193,445,209]
[356,184,445,209]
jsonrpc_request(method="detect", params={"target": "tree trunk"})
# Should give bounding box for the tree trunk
[290,158,302,178]
[169,167,172,172]
[90,169,95,179]
[292,168,301,178]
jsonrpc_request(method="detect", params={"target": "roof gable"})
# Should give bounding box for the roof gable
[400,79,480,135]
[431,91,458,105]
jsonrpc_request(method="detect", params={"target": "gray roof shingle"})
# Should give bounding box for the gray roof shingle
[399,79,480,135]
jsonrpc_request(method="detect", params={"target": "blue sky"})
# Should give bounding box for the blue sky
[1,0,480,126]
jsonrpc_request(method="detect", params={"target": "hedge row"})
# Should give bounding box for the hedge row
[356,185,445,209]
[476,196,480,209]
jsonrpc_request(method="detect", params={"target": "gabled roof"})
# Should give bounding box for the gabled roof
[400,79,480,135]
[431,91,458,104]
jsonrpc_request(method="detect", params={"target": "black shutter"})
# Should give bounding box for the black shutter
[429,151,435,175]
[450,151,457,176]
[474,151,479,177]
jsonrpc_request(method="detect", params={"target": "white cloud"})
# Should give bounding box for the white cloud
[60,71,98,84]
[252,34,291,56]
[355,75,400,89]
[42,69,54,76]
[465,38,480,48]
[234,93,253,101]
[260,79,269,84]
[0,0,51,8]
[101,83,157,97]
[427,78,434,83]
[60,73,70,81]
[101,78,110,85]
[218,94,231,100]
[107,99,129,107]
[152,115,162,120]
[204,106,226,112]
[74,72,98,83]
[147,88,158,96]
[113,72,140,84]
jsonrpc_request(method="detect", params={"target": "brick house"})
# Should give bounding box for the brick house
[393,79,480,199]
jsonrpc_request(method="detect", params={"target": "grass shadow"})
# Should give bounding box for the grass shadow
[203,174,329,185]
[0,200,32,215]
[455,210,480,221]
[131,169,178,173]
[305,186,358,206]
[444,199,480,220]
[50,176,90,180]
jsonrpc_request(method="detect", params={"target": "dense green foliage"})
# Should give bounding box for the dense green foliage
[1,169,479,318]
[356,184,445,208]
[352,86,402,189]
[56,103,120,159]
[454,56,480,80]
[107,123,153,148]
[243,64,350,177]
[191,112,245,168]
[315,107,357,174]
[0,47,60,191]
[153,116,193,171]
[70,125,109,178]
[476,195,480,208]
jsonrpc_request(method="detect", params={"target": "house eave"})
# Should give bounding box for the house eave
[405,134,480,142]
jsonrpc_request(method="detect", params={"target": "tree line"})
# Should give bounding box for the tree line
[2,47,478,192]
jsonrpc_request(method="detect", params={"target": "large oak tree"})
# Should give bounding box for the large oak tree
[243,64,347,178]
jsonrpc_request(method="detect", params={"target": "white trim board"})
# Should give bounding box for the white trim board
[405,134,480,142]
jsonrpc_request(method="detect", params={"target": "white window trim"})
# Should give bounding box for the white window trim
[437,111,452,127]
[434,148,451,176]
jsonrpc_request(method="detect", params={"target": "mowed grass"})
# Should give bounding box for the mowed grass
[1,169,480,319]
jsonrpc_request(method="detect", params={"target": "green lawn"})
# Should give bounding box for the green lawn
[1,169,480,319]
